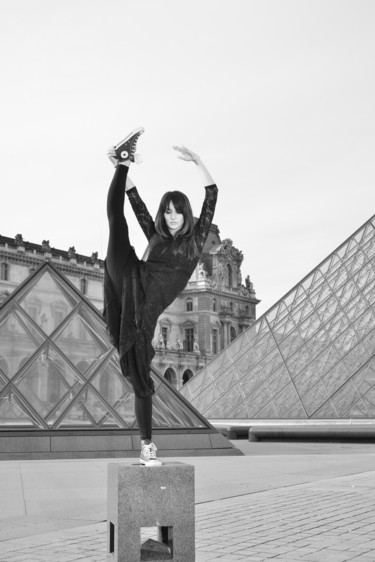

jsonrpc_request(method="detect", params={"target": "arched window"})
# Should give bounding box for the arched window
[0,291,9,306]
[0,263,8,281]
[227,264,232,287]
[230,302,233,312]
[230,326,237,342]
[186,298,193,312]
[76,360,91,374]
[212,298,217,312]
[182,369,194,385]
[164,368,177,388]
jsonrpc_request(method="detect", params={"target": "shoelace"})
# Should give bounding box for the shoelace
[130,133,141,156]
[144,443,158,459]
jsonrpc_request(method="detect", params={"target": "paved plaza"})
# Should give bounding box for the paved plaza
[0,441,375,561]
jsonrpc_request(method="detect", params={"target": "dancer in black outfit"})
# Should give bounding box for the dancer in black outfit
[104,128,218,466]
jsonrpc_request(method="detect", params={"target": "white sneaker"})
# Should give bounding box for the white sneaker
[140,442,162,467]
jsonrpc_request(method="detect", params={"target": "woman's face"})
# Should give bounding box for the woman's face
[164,201,184,236]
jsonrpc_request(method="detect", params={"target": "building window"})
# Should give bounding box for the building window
[230,326,237,342]
[54,309,65,329]
[212,298,217,312]
[80,278,87,295]
[161,326,168,348]
[186,298,193,312]
[227,264,233,287]
[0,291,10,306]
[212,329,218,354]
[0,263,8,281]
[27,305,39,323]
[164,368,177,388]
[184,328,194,352]
[182,369,194,385]
[230,302,233,312]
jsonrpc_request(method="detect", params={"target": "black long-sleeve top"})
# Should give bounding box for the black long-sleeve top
[127,184,218,311]
[103,183,218,397]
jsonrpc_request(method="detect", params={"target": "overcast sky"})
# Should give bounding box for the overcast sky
[1,0,374,315]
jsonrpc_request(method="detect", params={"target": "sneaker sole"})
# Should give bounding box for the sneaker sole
[139,459,162,467]
[114,127,145,151]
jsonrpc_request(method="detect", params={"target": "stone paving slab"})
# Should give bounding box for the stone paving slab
[1,469,374,561]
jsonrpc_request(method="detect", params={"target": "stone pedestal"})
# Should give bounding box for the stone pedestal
[107,462,195,562]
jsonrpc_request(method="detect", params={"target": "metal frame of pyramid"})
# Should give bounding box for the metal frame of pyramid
[181,215,375,433]
[0,262,239,459]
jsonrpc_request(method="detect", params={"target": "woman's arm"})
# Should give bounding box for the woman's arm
[126,187,156,241]
[173,145,218,251]
[173,145,215,186]
[107,146,155,241]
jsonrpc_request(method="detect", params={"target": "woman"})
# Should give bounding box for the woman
[104,128,218,466]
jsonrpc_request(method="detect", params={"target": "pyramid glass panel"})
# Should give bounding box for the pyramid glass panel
[354,262,375,290]
[303,381,329,417]
[47,382,87,428]
[16,270,78,336]
[152,384,206,428]
[0,307,44,379]
[13,345,87,428]
[0,389,38,427]
[0,262,212,432]
[114,393,136,428]
[322,362,350,396]
[74,387,117,425]
[352,359,375,395]
[317,295,339,324]
[53,312,109,374]
[0,373,7,392]
[182,215,375,420]
[15,347,73,419]
[55,399,95,428]
[91,357,130,407]
[363,278,375,306]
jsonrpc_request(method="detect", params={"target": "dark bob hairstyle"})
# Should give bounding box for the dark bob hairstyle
[155,191,199,261]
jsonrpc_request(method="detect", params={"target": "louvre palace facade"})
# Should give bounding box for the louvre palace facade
[0,226,259,390]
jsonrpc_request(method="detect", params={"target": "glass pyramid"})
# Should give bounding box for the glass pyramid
[181,216,375,420]
[0,263,208,430]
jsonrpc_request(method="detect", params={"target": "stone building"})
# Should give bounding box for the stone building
[0,227,259,389]
[150,225,260,388]
[0,234,103,311]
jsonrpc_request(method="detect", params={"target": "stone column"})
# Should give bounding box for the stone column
[107,462,195,562]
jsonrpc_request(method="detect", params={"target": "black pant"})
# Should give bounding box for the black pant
[106,165,152,441]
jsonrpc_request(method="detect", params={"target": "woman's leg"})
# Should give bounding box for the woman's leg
[106,165,155,447]
[106,165,132,301]
[135,395,153,441]
[105,160,159,464]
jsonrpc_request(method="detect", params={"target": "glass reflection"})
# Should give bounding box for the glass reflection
[17,271,77,335]
[0,264,213,430]
[182,216,375,420]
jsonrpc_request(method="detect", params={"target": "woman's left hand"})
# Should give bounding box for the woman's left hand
[107,146,119,166]
[173,145,201,165]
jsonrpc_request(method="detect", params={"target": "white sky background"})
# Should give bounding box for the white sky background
[1,0,374,316]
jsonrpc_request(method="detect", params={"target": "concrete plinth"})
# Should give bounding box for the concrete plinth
[107,462,195,562]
